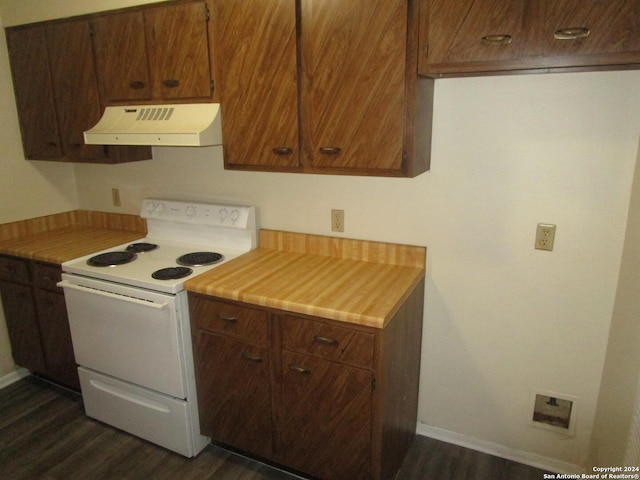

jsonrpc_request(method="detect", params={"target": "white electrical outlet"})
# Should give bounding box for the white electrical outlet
[331,209,344,232]
[535,223,556,251]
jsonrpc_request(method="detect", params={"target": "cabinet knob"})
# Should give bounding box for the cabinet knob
[218,315,238,324]
[481,34,513,46]
[554,27,590,40]
[319,147,342,156]
[273,147,293,156]
[314,335,339,347]
[162,79,180,88]
[289,364,312,375]
[129,80,146,90]
[241,351,263,363]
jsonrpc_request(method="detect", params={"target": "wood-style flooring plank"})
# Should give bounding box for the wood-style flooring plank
[0,377,551,480]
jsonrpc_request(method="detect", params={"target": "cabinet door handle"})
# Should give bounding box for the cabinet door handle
[273,147,293,156]
[218,315,238,323]
[289,365,311,375]
[162,79,180,88]
[314,335,339,347]
[481,34,512,45]
[129,80,145,90]
[319,147,342,156]
[554,27,590,40]
[242,351,263,363]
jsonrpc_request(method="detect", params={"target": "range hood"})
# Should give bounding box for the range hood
[84,103,222,147]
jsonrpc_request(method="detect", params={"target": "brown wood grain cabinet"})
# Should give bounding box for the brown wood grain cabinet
[214,0,433,177]
[5,22,151,163]
[189,278,424,480]
[91,0,214,104]
[418,0,640,76]
[212,0,299,170]
[0,256,79,390]
[5,26,62,160]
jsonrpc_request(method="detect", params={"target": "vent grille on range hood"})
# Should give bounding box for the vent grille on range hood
[84,103,222,147]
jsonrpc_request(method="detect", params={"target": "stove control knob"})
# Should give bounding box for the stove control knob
[145,201,156,214]
[155,203,166,215]
[218,208,228,223]
[230,209,240,224]
[185,205,197,218]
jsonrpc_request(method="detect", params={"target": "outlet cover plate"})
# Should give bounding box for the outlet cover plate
[535,223,556,251]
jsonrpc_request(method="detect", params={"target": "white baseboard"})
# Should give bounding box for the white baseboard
[417,423,584,475]
[0,368,30,389]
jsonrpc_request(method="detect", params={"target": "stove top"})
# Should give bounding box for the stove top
[62,237,247,294]
[61,199,256,294]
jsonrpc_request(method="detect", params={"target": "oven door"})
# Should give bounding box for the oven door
[58,274,186,399]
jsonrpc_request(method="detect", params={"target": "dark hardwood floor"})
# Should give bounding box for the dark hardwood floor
[0,376,550,479]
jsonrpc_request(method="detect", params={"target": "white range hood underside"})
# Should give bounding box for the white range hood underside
[84,103,222,147]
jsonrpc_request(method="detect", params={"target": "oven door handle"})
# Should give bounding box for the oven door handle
[57,281,170,311]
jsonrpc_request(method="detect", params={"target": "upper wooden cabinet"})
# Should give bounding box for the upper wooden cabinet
[215,0,432,177]
[213,0,299,169]
[6,21,151,163]
[91,0,214,104]
[5,27,61,159]
[542,0,640,62]
[419,0,640,75]
[45,19,108,160]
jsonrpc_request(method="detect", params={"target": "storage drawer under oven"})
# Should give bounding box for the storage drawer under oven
[78,367,195,457]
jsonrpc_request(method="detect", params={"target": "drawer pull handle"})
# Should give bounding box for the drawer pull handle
[314,335,339,347]
[319,147,342,156]
[129,80,145,90]
[554,27,590,40]
[273,147,293,156]
[481,34,512,45]
[242,352,263,363]
[218,315,238,323]
[289,365,311,375]
[162,79,180,88]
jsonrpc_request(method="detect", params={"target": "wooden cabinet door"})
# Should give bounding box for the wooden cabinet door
[193,331,272,459]
[300,0,408,172]
[5,26,62,160]
[419,0,540,74]
[279,351,372,480]
[46,19,106,161]
[91,11,152,103]
[0,281,45,374]
[35,289,79,389]
[213,0,299,169]
[145,1,213,100]
[542,0,640,63]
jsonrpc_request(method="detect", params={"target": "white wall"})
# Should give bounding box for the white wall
[590,142,640,466]
[0,0,169,26]
[73,71,640,470]
[2,0,640,471]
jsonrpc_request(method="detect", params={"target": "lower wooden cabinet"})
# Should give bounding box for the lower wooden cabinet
[0,256,79,389]
[189,279,424,480]
[280,351,373,480]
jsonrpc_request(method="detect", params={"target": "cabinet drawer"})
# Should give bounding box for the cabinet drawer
[32,262,62,291]
[282,316,375,369]
[0,256,30,283]
[189,295,269,344]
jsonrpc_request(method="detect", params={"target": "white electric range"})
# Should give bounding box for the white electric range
[58,198,257,457]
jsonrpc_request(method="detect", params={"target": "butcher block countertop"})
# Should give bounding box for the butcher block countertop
[0,210,146,264]
[185,230,426,329]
